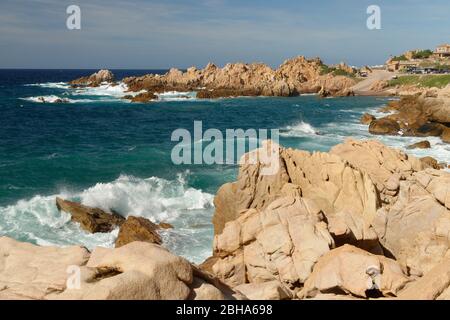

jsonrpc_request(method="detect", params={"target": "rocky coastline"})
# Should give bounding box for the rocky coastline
[70,57,357,102]
[362,85,450,149]
[4,56,450,300]
[1,138,450,300]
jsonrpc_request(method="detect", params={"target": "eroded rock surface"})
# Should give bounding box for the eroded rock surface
[207,138,449,300]
[0,237,243,300]
[72,57,356,102]
[115,216,162,248]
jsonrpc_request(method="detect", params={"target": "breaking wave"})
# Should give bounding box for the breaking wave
[0,173,214,261]
[155,91,197,101]
[20,95,95,104]
[281,121,317,137]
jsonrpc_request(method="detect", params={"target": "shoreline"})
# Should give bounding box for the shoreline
[1,137,449,300]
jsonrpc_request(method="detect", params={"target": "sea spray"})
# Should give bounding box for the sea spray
[0,173,214,263]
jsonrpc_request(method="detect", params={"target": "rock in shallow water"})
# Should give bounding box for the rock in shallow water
[115,216,162,247]
[56,197,125,233]
[407,140,431,149]
[368,118,400,135]
[360,113,376,125]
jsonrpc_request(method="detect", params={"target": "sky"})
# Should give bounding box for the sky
[0,0,449,69]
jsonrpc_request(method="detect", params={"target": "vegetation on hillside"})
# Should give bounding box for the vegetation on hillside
[391,55,408,62]
[412,49,433,59]
[319,65,355,77]
[389,75,450,88]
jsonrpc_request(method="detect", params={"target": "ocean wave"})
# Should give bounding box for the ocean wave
[0,173,214,260]
[155,91,197,101]
[20,95,97,104]
[281,121,317,137]
[24,82,70,89]
[321,120,450,165]
[71,82,140,98]
[79,173,213,221]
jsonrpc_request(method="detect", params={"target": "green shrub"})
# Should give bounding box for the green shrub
[320,65,335,75]
[412,49,433,59]
[391,55,408,61]
[332,69,355,77]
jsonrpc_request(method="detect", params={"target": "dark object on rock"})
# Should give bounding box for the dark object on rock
[369,119,400,135]
[56,197,124,233]
[115,216,162,248]
[407,140,431,149]
[360,113,376,125]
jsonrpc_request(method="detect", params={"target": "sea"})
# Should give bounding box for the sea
[1,69,449,263]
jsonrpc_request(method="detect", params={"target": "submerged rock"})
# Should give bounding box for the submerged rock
[407,140,431,149]
[360,113,376,125]
[369,118,400,135]
[123,91,157,103]
[56,197,124,233]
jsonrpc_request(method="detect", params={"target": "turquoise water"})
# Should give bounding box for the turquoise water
[1,70,449,263]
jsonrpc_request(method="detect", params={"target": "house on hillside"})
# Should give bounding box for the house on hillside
[386,59,419,72]
[434,44,450,58]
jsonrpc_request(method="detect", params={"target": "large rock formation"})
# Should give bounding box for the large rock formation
[72,56,356,102]
[0,237,90,299]
[373,169,450,276]
[4,138,450,300]
[70,69,115,87]
[207,138,450,299]
[369,95,450,143]
[0,237,243,300]
[299,245,409,299]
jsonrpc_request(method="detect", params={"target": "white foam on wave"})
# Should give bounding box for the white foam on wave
[71,82,136,98]
[79,173,213,222]
[25,82,70,89]
[320,114,450,165]
[0,194,117,248]
[155,91,197,101]
[0,173,214,262]
[23,81,144,103]
[281,121,317,137]
[20,95,95,104]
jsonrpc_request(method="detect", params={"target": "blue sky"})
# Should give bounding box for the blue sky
[0,0,449,69]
